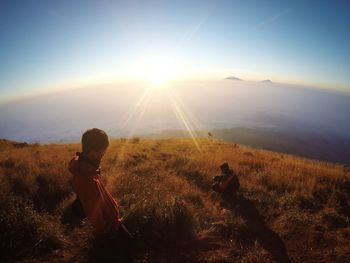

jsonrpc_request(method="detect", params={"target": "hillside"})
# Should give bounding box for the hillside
[210,128,350,165]
[143,128,350,165]
[0,138,349,262]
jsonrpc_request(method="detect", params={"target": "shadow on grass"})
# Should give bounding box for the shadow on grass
[226,195,291,263]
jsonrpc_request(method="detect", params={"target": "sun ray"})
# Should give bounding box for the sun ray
[167,90,202,152]
[116,81,204,162]
[126,88,154,139]
[167,88,205,133]
[115,87,153,164]
[119,87,153,129]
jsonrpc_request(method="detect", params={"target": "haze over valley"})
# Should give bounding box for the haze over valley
[1,80,349,164]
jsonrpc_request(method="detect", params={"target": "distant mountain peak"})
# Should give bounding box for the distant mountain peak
[261,79,272,83]
[225,76,242,81]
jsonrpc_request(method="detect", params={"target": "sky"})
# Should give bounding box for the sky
[1,0,350,102]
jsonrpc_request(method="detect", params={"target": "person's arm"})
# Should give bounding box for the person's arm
[75,177,111,234]
[213,175,224,182]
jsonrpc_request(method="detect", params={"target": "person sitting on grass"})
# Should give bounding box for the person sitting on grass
[68,128,133,262]
[212,162,240,201]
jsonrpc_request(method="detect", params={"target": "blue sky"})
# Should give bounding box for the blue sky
[1,0,350,101]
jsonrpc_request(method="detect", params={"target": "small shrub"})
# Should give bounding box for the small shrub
[182,170,210,191]
[240,240,273,263]
[250,161,265,173]
[184,194,203,207]
[33,173,71,213]
[132,137,140,143]
[0,192,65,262]
[1,158,38,199]
[321,210,349,229]
[10,174,38,198]
[125,198,195,248]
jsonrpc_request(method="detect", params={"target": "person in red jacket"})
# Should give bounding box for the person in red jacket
[212,162,240,202]
[68,128,132,262]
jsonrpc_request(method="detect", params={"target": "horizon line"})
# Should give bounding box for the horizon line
[1,77,349,105]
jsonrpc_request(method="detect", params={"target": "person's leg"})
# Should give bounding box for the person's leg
[113,224,134,262]
[89,234,112,263]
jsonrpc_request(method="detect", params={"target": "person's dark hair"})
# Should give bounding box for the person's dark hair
[82,128,109,153]
[220,162,230,173]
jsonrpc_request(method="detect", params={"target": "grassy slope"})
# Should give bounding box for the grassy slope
[0,138,349,262]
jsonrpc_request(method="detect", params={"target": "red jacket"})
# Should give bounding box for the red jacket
[68,155,121,234]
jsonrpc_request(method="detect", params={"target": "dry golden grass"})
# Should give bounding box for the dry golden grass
[0,138,349,262]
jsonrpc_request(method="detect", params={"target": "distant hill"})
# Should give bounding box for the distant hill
[261,79,272,83]
[0,138,349,262]
[143,128,350,165]
[225,76,242,81]
[0,139,30,151]
[210,127,350,165]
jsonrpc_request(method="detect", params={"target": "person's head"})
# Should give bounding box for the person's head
[220,162,230,174]
[82,128,109,163]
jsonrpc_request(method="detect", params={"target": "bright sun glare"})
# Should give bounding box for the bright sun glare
[132,56,182,85]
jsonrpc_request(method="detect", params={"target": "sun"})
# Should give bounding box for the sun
[132,55,182,85]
